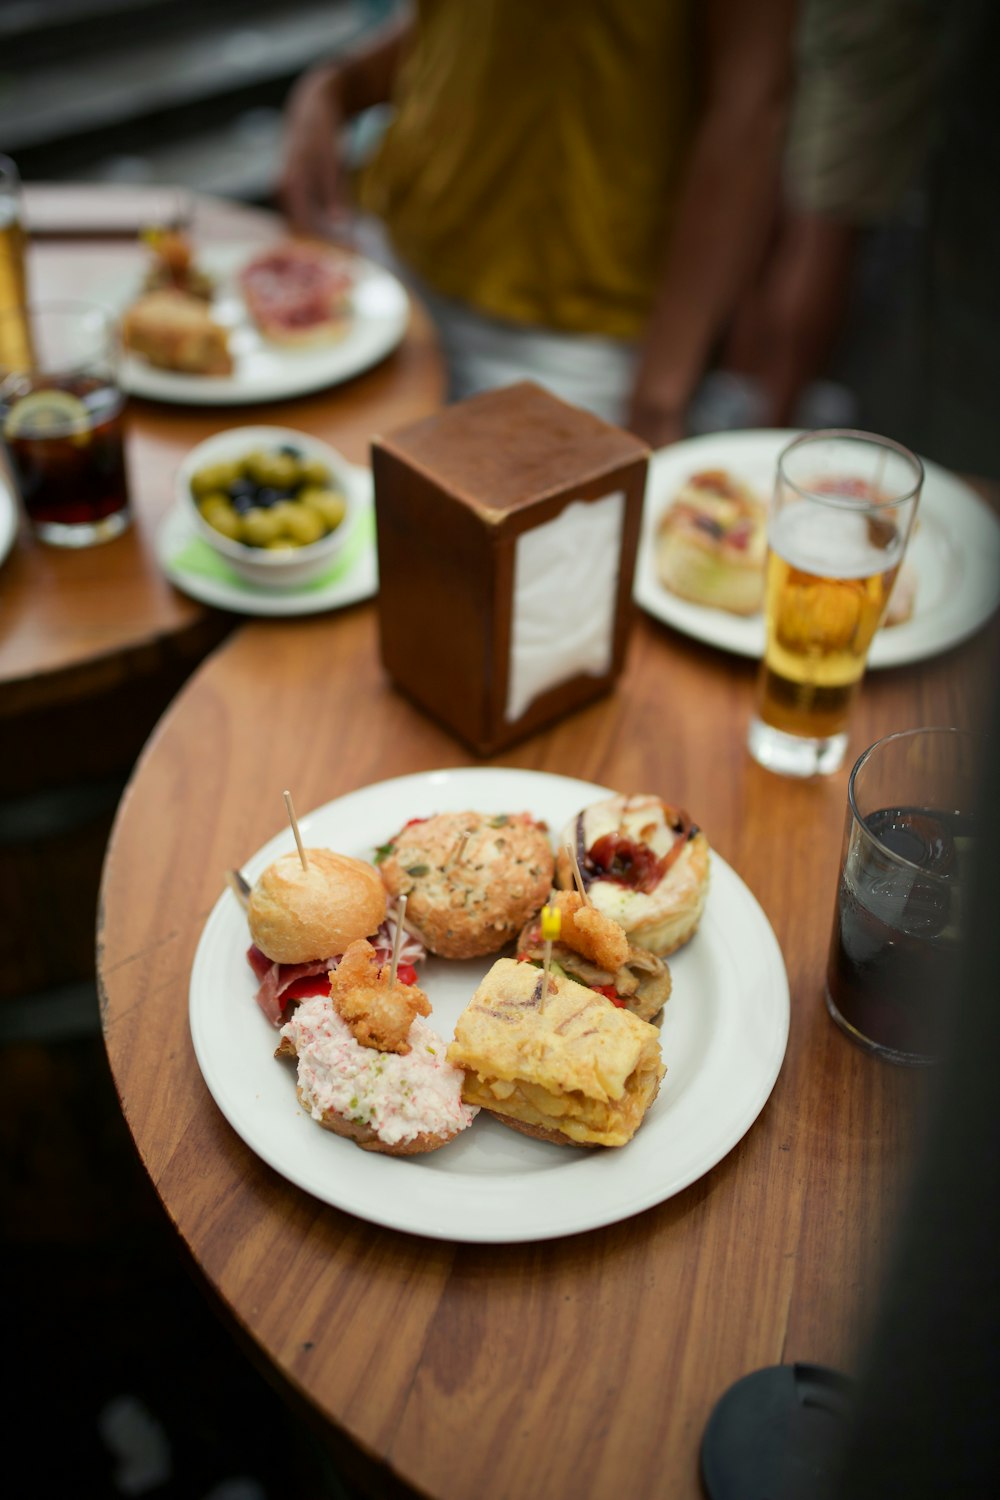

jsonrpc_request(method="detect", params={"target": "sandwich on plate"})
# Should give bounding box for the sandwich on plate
[276,938,477,1155]
[244,847,423,1025]
[447,957,665,1149]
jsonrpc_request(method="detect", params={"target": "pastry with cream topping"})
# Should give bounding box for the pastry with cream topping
[655,468,767,615]
[554,794,710,957]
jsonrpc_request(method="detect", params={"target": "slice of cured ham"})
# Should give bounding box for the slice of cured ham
[238,243,352,338]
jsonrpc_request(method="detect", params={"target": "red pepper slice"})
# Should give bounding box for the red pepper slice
[282,973,331,1000]
[592,983,626,1008]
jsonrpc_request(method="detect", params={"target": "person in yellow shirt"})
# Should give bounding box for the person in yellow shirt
[281,0,796,445]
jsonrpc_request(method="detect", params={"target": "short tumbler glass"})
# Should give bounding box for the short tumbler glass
[747,429,923,777]
[0,299,131,546]
[825,727,979,1064]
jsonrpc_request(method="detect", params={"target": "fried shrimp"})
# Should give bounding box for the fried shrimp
[551,890,630,972]
[329,939,430,1055]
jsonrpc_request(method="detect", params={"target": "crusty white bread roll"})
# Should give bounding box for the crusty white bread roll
[248,848,386,964]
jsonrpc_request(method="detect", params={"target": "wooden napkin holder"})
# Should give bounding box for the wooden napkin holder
[371,381,649,756]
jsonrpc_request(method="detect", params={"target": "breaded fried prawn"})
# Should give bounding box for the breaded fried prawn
[329,939,430,1055]
[551,890,630,972]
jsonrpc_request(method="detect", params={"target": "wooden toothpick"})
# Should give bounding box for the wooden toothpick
[389,894,408,986]
[565,843,591,905]
[539,903,561,1011]
[447,832,470,870]
[283,789,308,871]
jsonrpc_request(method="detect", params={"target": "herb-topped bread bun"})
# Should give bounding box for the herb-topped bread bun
[448,957,664,1148]
[377,811,554,960]
[247,848,387,966]
[655,468,766,615]
[555,794,710,957]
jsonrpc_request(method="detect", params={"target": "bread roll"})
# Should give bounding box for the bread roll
[248,848,386,964]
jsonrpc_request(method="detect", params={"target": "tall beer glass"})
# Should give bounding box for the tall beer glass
[0,155,32,371]
[747,430,923,777]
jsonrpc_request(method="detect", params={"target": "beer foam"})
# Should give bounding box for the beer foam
[770,504,903,579]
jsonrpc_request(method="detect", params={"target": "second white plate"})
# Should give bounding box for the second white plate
[635,430,1000,667]
[100,243,410,405]
[189,767,790,1243]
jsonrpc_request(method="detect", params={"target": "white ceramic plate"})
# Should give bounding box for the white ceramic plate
[635,431,1000,668]
[0,471,17,569]
[189,768,790,1243]
[156,460,376,617]
[101,244,410,405]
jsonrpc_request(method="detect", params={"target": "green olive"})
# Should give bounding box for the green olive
[299,487,347,530]
[244,450,300,489]
[297,455,331,487]
[240,506,285,547]
[191,461,242,497]
[199,496,242,541]
[283,504,325,545]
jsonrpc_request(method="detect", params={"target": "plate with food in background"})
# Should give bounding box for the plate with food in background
[189,767,789,1242]
[105,231,409,404]
[634,430,1000,668]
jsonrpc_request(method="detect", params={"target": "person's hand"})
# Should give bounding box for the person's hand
[279,63,348,235]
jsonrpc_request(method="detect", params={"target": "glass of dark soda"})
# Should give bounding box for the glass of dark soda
[0,300,130,546]
[825,727,979,1063]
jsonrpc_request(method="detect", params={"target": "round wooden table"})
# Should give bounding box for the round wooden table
[97,565,998,1497]
[1,184,444,998]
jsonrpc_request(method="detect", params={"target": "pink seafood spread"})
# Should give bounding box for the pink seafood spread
[281,996,478,1147]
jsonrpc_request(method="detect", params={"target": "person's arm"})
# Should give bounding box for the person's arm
[627,0,796,446]
[279,7,414,234]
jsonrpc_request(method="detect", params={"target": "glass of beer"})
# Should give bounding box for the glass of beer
[825,727,979,1063]
[747,429,923,777]
[0,155,32,371]
[0,300,131,546]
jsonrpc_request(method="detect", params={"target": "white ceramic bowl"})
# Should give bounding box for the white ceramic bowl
[176,424,356,588]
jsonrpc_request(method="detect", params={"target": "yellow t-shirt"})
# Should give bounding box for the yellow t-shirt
[359,0,696,338]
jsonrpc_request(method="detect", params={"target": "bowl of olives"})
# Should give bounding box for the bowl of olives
[177,425,355,588]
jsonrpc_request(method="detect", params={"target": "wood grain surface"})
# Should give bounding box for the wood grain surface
[97,572,999,1498]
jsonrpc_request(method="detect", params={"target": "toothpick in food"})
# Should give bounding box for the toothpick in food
[389,894,408,986]
[565,843,591,905]
[539,902,562,1010]
[283,789,308,871]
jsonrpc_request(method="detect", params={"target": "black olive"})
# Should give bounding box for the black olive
[256,487,282,508]
[279,444,302,457]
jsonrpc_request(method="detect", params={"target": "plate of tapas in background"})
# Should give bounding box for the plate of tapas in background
[635,430,1000,668]
[100,231,410,404]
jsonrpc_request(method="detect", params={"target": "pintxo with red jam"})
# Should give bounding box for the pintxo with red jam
[555,794,710,958]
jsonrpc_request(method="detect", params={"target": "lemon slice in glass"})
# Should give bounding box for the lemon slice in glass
[3,388,91,442]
